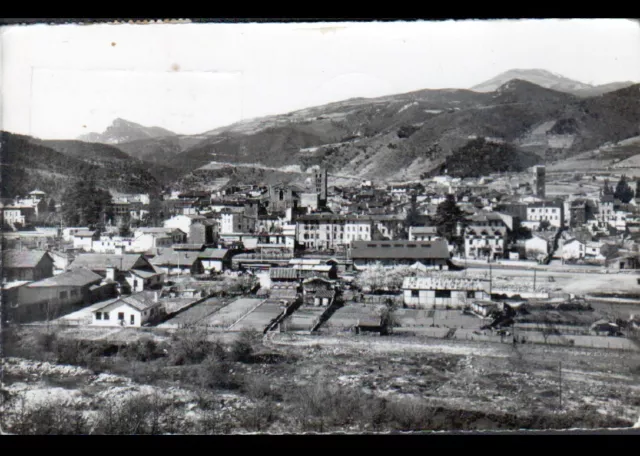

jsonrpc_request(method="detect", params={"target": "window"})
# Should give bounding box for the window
[96,312,102,320]
[59,291,68,299]
[104,312,110,320]
[130,314,135,325]
[435,290,451,298]
[467,291,475,298]
[118,312,124,321]
[411,290,419,297]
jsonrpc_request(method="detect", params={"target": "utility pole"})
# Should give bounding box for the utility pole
[489,263,492,297]
[559,361,563,412]
[533,268,537,292]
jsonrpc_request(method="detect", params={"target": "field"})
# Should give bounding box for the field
[3,326,639,434]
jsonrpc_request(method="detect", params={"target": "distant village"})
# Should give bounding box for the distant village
[3,166,640,345]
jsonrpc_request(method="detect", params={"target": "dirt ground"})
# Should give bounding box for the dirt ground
[2,326,639,434]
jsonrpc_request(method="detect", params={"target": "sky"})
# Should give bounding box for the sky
[2,19,639,140]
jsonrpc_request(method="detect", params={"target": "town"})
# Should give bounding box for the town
[3,19,640,436]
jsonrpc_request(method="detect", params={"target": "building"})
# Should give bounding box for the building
[289,258,339,279]
[220,207,255,234]
[2,250,54,282]
[561,238,586,261]
[464,214,509,261]
[198,248,232,273]
[302,277,336,307]
[8,268,115,323]
[189,219,219,245]
[314,168,328,206]
[150,249,205,276]
[72,230,99,251]
[68,253,163,293]
[533,165,546,198]
[92,291,162,327]
[402,276,491,309]
[350,239,450,269]
[62,227,90,242]
[526,202,563,228]
[408,226,439,242]
[133,227,186,249]
[524,235,550,260]
[267,184,303,213]
[300,193,320,212]
[296,214,373,250]
[164,214,207,236]
[470,300,498,317]
[568,199,588,228]
[1,205,26,226]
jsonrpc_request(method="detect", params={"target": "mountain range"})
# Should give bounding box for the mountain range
[3,69,640,198]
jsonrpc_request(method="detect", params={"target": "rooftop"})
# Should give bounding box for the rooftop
[94,291,161,313]
[403,276,490,291]
[27,268,103,288]
[69,254,146,271]
[2,250,52,269]
[350,240,450,260]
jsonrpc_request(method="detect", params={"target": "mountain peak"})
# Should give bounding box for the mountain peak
[78,118,176,145]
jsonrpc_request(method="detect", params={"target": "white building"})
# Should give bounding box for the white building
[92,291,162,327]
[62,227,90,242]
[72,230,98,251]
[409,226,439,242]
[524,235,550,260]
[164,214,206,236]
[296,214,373,250]
[402,276,491,309]
[2,206,26,225]
[561,239,586,261]
[526,203,563,228]
[220,207,255,234]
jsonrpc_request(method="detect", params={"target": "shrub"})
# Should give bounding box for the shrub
[199,355,239,390]
[235,400,277,432]
[5,396,89,435]
[229,329,260,363]
[169,330,210,366]
[94,393,176,435]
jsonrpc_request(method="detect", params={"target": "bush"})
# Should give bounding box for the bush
[5,397,90,435]
[122,337,163,362]
[242,374,277,400]
[169,330,210,366]
[199,355,239,390]
[94,393,177,435]
[235,400,277,432]
[229,330,260,363]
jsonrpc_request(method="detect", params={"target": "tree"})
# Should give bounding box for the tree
[48,198,57,213]
[614,175,634,203]
[433,194,466,243]
[603,179,613,196]
[538,220,551,231]
[400,193,421,240]
[60,180,113,228]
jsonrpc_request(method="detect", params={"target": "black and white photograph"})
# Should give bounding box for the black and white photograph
[1,18,640,435]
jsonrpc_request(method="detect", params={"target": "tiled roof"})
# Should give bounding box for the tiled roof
[150,250,202,267]
[199,248,230,260]
[27,268,103,287]
[270,268,299,280]
[3,250,52,268]
[69,254,147,271]
[94,291,160,313]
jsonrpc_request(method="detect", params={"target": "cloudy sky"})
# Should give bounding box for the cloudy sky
[2,19,639,140]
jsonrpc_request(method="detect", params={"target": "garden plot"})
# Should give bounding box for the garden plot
[229,300,284,332]
[283,306,325,332]
[158,298,229,329]
[201,298,264,330]
[321,304,386,332]
[393,309,482,329]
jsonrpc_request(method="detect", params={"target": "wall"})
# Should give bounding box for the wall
[93,304,144,327]
[403,289,487,308]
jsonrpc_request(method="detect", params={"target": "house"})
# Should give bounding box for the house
[270,282,299,300]
[198,248,231,273]
[350,239,450,269]
[92,291,163,327]
[164,214,207,236]
[471,300,498,317]
[289,258,339,279]
[72,230,99,251]
[219,207,256,234]
[402,276,491,309]
[524,235,550,260]
[526,202,564,228]
[269,267,300,283]
[590,319,621,336]
[2,250,54,282]
[267,183,303,212]
[302,277,337,307]
[1,205,27,226]
[68,253,163,293]
[134,227,186,247]
[561,238,586,261]
[464,214,509,261]
[189,218,220,245]
[585,241,606,261]
[49,250,74,275]
[150,249,204,276]
[8,268,115,323]
[408,226,440,242]
[62,226,89,242]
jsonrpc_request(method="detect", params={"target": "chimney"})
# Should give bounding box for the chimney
[106,266,116,281]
